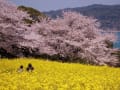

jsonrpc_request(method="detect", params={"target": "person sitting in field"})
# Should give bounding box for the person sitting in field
[26,63,34,72]
[17,65,24,73]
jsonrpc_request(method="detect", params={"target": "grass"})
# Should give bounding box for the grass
[0,58,120,90]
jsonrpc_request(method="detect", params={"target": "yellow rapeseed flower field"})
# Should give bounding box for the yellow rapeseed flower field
[0,58,120,90]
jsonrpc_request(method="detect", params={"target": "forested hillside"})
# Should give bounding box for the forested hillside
[18,6,47,24]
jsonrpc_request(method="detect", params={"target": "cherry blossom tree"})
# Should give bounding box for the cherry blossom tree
[0,0,30,30]
[0,0,31,57]
[0,0,119,66]
[32,11,119,66]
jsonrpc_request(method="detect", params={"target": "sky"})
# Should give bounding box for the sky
[11,0,120,12]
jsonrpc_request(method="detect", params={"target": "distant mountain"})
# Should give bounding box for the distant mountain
[44,4,120,30]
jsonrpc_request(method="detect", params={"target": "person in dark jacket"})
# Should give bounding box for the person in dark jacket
[26,63,34,72]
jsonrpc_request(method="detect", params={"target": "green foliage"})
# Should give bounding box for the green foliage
[23,18,33,24]
[18,6,47,23]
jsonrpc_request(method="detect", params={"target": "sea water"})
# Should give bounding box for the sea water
[114,32,120,48]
